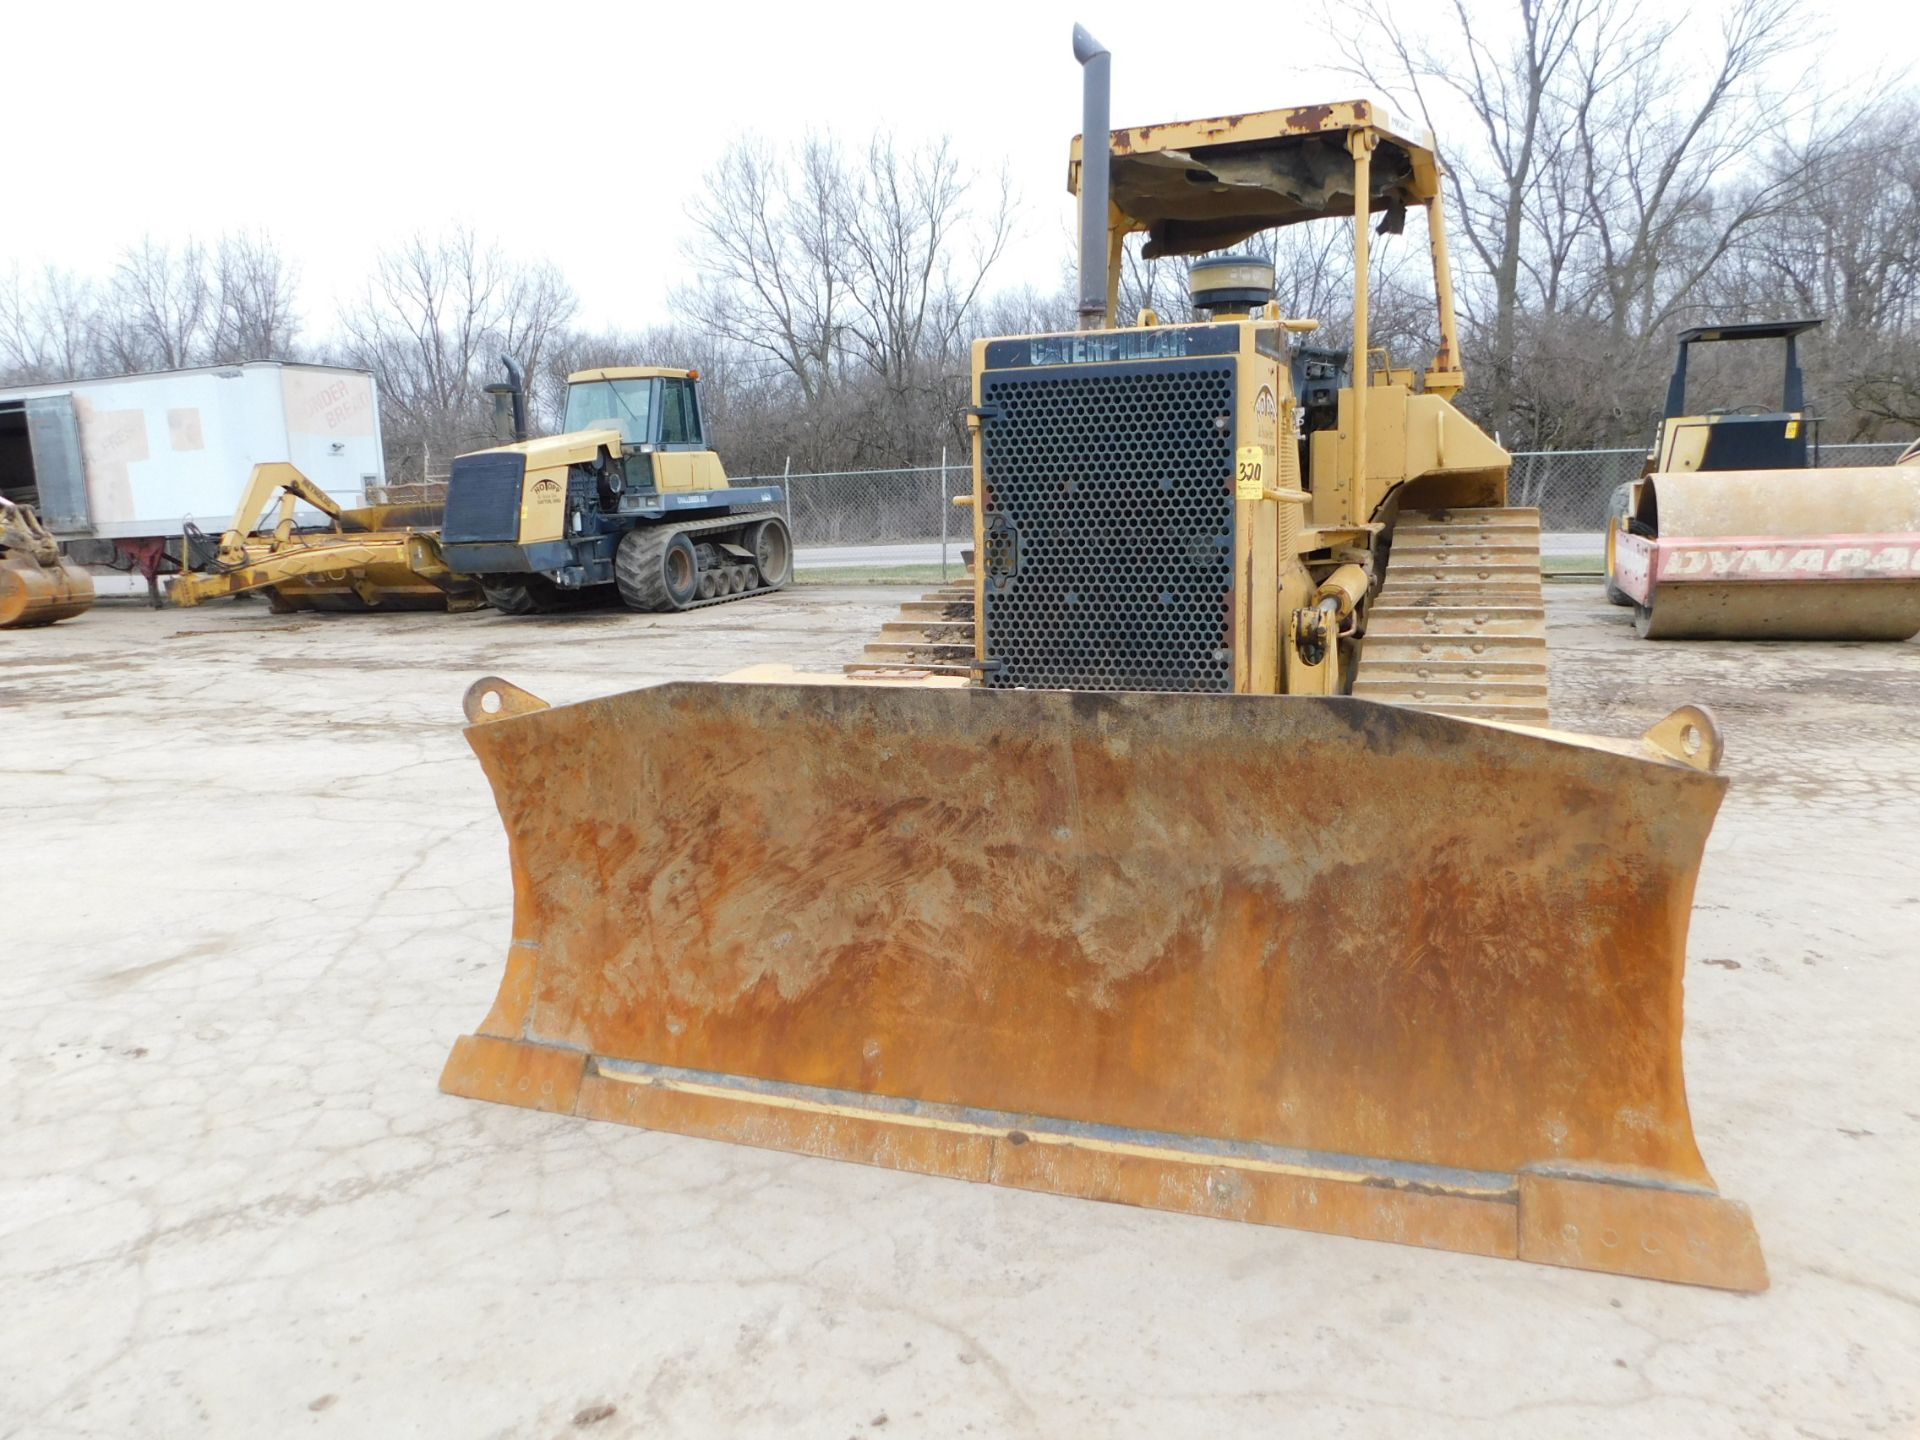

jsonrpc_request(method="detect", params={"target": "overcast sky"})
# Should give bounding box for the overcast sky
[2,0,1906,340]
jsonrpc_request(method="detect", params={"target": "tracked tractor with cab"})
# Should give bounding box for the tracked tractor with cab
[438,29,1766,1293]
[439,362,792,616]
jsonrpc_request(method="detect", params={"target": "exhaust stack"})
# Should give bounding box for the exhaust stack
[1073,24,1110,331]
[484,357,530,444]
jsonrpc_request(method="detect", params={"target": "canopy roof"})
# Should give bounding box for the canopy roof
[566,366,695,384]
[1068,101,1440,258]
[1674,319,1823,345]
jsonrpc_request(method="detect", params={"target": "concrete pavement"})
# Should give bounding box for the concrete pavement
[2,590,1914,1437]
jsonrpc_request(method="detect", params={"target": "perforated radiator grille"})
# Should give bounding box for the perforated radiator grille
[441,452,527,543]
[979,358,1236,691]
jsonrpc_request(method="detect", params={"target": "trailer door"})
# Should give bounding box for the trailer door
[25,395,90,532]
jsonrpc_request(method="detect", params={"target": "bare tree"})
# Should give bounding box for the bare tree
[103,238,213,371]
[1712,103,1920,435]
[834,134,1013,384]
[1115,234,1198,325]
[1731,109,1920,332]
[1,235,303,383]
[1338,0,1601,435]
[207,234,301,363]
[1568,0,1814,344]
[0,266,101,383]
[679,129,1016,468]
[680,137,848,403]
[1338,0,1818,444]
[978,280,1076,341]
[339,229,578,475]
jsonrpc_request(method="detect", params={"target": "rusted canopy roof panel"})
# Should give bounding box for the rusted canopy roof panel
[1068,102,1440,258]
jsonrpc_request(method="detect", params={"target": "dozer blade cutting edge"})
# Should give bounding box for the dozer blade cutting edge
[441,675,1766,1292]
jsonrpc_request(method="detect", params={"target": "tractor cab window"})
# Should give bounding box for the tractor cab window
[659,379,702,447]
[564,379,654,447]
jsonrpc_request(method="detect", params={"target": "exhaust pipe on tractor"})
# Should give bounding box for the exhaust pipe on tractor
[483,357,530,444]
[1073,23,1110,331]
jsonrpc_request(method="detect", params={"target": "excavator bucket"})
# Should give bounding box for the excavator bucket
[0,506,95,628]
[1613,467,1920,639]
[442,675,1766,1292]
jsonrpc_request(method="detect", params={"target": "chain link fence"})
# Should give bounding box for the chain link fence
[1507,450,1645,534]
[734,464,967,551]
[748,442,1912,555]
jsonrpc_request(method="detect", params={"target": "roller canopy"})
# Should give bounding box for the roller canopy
[1673,319,1823,345]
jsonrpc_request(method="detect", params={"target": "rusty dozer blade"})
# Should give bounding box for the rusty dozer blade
[442,678,1765,1292]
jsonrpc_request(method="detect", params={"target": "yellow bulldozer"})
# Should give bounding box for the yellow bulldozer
[439,29,1764,1292]
[169,462,478,612]
[437,361,791,615]
[0,498,95,628]
[1605,319,1920,639]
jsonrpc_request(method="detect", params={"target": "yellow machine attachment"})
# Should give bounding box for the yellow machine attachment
[1606,320,1920,640]
[0,502,95,628]
[441,30,1763,1290]
[445,675,1763,1292]
[169,462,480,613]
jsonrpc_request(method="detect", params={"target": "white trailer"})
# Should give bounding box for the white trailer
[0,362,385,540]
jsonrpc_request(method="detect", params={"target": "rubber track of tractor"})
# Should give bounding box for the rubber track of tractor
[628,512,790,613]
[1350,507,1551,726]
